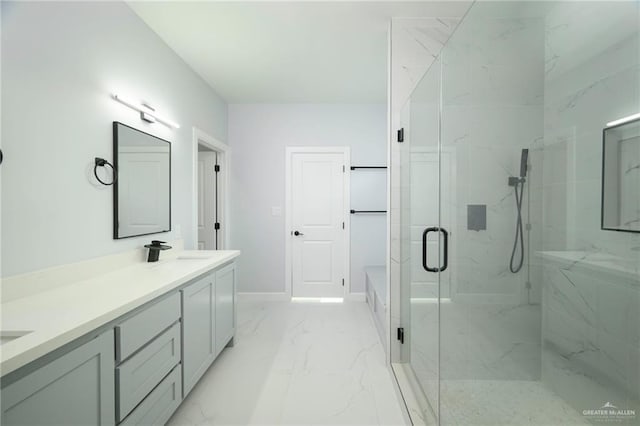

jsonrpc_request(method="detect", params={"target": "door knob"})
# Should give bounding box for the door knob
[294,230,304,236]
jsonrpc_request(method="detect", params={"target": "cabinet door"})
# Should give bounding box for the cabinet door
[181,272,215,397]
[120,366,182,426]
[1,330,115,426]
[215,263,236,356]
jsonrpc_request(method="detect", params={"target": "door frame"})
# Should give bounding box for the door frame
[284,146,351,299]
[192,127,230,250]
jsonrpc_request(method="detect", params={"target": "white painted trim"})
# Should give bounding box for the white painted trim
[284,146,351,300]
[285,149,292,298]
[385,20,393,365]
[192,128,230,250]
[344,149,352,298]
[344,292,366,302]
[237,292,290,302]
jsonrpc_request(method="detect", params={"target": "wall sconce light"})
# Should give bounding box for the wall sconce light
[112,93,181,129]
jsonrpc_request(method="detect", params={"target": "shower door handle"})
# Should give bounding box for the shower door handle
[440,228,448,272]
[422,227,449,273]
[422,227,439,272]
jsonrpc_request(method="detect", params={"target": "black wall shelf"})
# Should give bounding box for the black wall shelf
[350,165,386,216]
[350,210,387,214]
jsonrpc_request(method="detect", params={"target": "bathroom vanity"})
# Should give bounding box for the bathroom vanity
[0,249,239,426]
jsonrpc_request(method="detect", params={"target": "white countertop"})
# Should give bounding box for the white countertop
[0,250,240,377]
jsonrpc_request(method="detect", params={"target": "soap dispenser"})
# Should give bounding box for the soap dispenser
[144,240,172,262]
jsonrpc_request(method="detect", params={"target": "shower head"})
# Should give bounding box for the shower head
[520,149,529,178]
[508,149,530,187]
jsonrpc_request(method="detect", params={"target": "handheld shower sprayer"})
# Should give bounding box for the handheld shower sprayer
[520,149,529,179]
[508,149,529,186]
[509,149,528,273]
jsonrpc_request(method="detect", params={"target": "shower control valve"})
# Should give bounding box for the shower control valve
[508,176,525,186]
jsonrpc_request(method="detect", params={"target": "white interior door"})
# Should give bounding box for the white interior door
[291,152,346,298]
[197,151,217,250]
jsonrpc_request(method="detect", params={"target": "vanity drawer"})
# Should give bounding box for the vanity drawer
[120,365,182,426]
[116,322,181,421]
[115,292,181,362]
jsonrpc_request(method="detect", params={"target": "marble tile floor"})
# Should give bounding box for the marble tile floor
[167,299,407,426]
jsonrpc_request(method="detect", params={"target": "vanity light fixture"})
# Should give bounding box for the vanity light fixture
[606,112,640,128]
[111,93,180,129]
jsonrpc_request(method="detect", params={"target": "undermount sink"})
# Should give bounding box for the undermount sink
[0,330,33,345]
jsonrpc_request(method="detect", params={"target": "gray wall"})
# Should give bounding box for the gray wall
[1,1,227,277]
[228,104,387,294]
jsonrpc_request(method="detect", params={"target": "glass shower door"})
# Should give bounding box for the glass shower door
[395,55,444,423]
[435,2,640,424]
[437,4,548,424]
[393,2,639,425]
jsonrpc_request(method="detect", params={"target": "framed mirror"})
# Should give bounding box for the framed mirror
[113,122,171,239]
[601,117,640,233]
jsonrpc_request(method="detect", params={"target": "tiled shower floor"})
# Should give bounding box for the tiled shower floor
[438,380,589,425]
[406,300,599,425]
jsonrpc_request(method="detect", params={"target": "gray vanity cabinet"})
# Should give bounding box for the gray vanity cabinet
[114,292,182,423]
[181,262,236,397]
[215,262,236,356]
[181,271,216,397]
[1,259,237,426]
[119,366,182,426]
[1,330,115,425]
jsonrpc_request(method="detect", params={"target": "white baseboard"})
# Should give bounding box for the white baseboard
[237,292,367,303]
[345,292,366,302]
[237,292,290,302]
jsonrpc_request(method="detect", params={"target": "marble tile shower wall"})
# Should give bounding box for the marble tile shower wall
[541,0,640,413]
[441,16,545,305]
[437,16,545,381]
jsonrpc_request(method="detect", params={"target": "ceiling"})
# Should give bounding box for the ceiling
[128,1,472,103]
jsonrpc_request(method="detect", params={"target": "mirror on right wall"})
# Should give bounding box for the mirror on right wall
[602,116,640,233]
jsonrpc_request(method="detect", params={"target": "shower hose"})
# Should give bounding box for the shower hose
[510,180,525,273]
